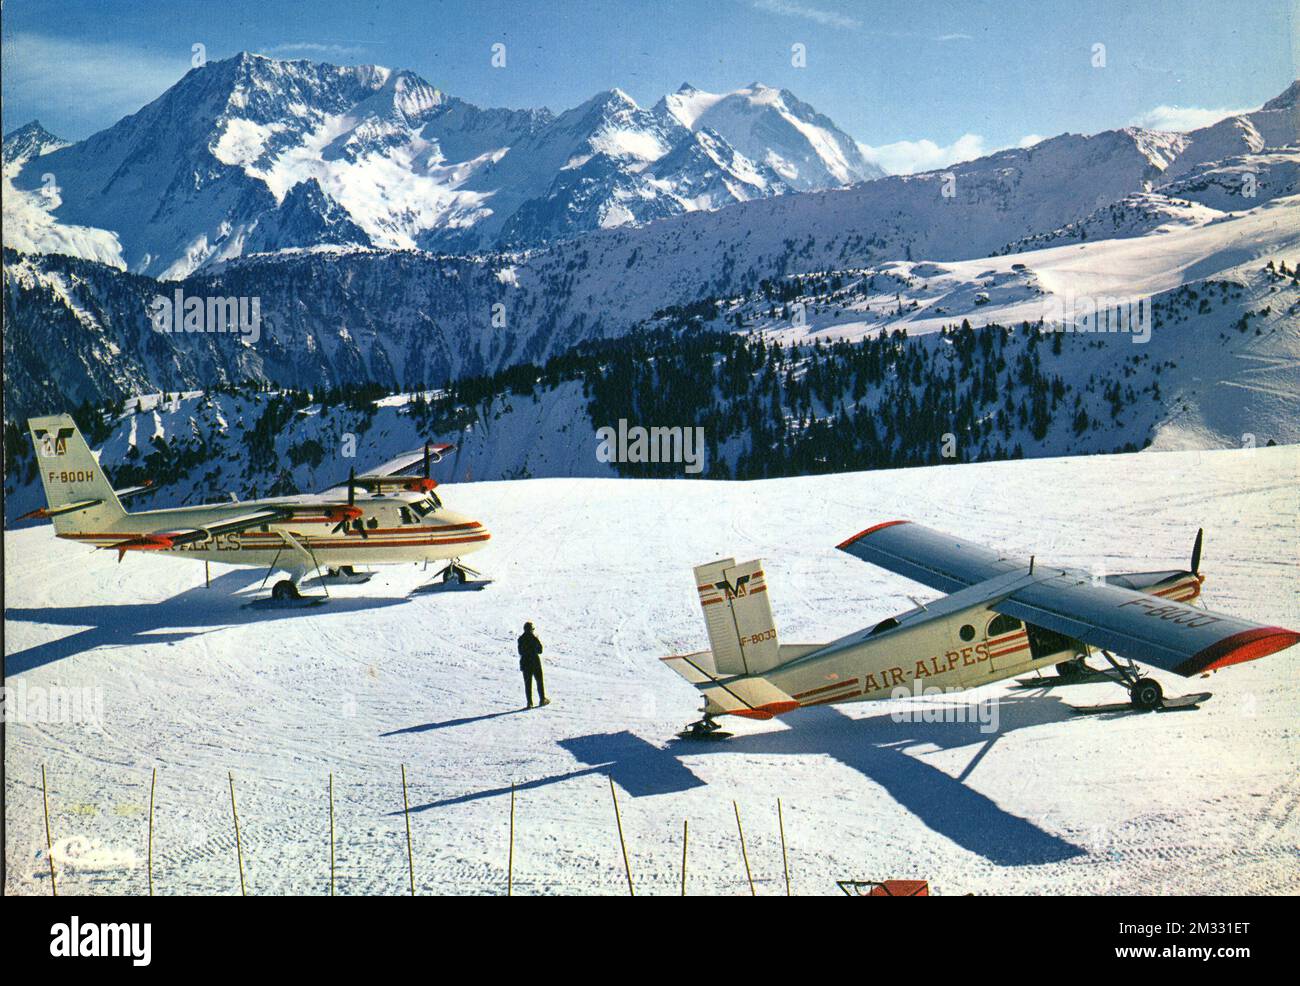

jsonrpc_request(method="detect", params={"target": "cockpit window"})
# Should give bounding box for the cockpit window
[411,494,442,516]
[400,507,415,525]
[870,617,901,636]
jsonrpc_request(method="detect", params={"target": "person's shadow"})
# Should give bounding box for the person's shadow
[382,710,523,736]
[4,568,411,674]
[405,696,1087,866]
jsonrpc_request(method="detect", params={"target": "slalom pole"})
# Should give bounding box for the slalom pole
[41,765,57,896]
[328,773,336,896]
[229,771,246,895]
[734,800,755,896]
[147,768,156,896]
[401,764,415,895]
[508,782,516,897]
[777,798,790,896]
[681,819,689,896]
[609,776,634,896]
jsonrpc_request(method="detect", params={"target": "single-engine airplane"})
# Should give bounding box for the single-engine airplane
[663,520,1299,738]
[23,414,491,599]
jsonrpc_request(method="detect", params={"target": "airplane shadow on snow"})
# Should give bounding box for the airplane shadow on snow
[408,697,1087,867]
[4,569,410,674]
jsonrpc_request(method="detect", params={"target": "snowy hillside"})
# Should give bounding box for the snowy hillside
[2,53,880,275]
[2,120,126,268]
[5,446,1297,894]
[6,191,1297,450]
[6,249,1298,527]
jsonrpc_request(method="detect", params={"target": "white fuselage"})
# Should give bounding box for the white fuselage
[56,491,490,571]
[727,572,1202,711]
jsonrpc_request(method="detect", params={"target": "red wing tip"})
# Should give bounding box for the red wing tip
[836,519,910,550]
[1177,627,1300,676]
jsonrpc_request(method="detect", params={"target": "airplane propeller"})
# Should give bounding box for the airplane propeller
[331,468,370,538]
[1191,527,1203,576]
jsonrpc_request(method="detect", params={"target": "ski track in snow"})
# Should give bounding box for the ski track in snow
[4,446,1298,895]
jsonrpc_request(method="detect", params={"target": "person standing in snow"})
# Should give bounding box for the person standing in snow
[518,621,549,708]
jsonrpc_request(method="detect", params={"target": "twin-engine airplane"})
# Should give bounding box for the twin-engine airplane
[663,520,1299,738]
[23,414,490,599]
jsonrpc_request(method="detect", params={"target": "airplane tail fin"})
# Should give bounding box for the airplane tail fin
[693,557,782,675]
[26,414,127,534]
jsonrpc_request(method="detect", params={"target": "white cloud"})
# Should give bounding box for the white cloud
[1129,104,1256,132]
[858,134,987,174]
[934,33,973,42]
[859,132,1051,174]
[748,0,861,30]
[2,32,189,138]
[263,42,376,60]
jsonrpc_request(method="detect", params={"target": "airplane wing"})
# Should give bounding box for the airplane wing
[362,443,456,478]
[105,508,291,559]
[992,574,1299,677]
[837,520,1298,677]
[836,520,1021,592]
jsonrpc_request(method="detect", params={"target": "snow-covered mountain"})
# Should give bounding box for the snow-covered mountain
[1,120,69,161]
[3,53,882,275]
[657,82,883,189]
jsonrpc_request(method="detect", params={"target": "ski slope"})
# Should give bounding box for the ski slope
[4,445,1299,895]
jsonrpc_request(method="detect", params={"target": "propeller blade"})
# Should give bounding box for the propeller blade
[424,442,431,479]
[347,467,356,507]
[1191,527,1203,575]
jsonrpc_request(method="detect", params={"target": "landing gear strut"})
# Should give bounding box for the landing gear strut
[1098,650,1166,709]
[1055,655,1094,679]
[431,557,481,585]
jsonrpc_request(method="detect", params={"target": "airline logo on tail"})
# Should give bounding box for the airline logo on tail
[713,573,754,599]
[35,426,75,457]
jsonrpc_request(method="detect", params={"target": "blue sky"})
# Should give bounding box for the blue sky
[3,0,1295,172]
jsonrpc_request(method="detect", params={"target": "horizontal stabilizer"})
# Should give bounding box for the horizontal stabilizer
[660,653,799,719]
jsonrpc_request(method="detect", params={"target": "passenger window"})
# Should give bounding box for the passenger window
[959,624,976,642]
[987,614,1023,637]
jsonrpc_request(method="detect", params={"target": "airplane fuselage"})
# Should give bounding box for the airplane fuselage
[55,492,490,569]
[716,571,1203,710]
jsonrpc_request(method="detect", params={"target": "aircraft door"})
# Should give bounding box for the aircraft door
[1026,623,1081,662]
